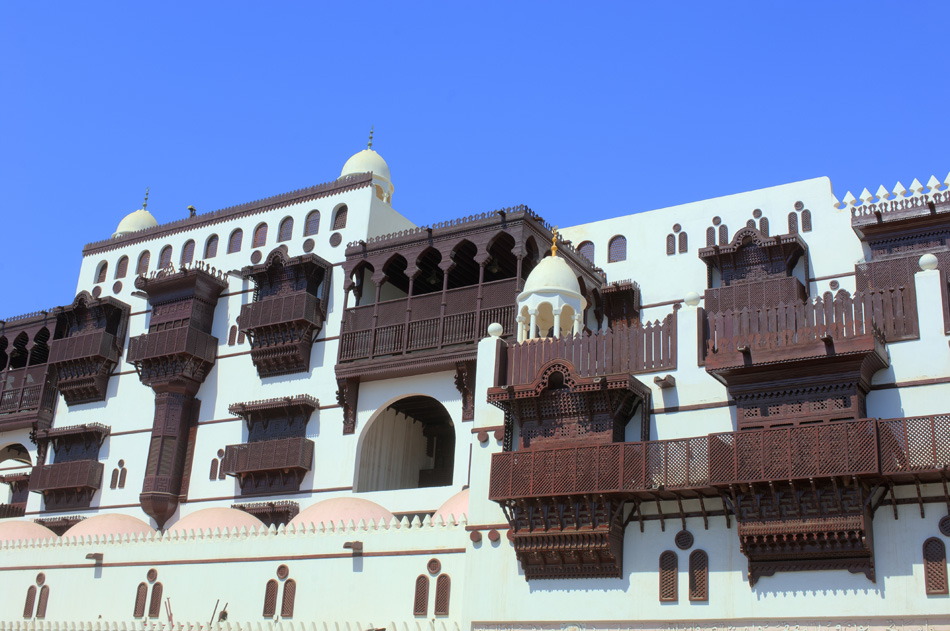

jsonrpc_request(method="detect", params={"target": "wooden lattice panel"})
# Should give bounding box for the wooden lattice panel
[23,585,36,619]
[148,583,163,618]
[281,579,296,617]
[263,579,278,617]
[923,538,948,595]
[434,575,451,616]
[608,236,626,262]
[413,575,429,616]
[133,583,147,618]
[689,550,708,602]
[659,551,677,602]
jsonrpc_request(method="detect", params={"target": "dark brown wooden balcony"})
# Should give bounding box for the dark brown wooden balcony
[48,330,118,364]
[0,503,26,518]
[239,293,325,377]
[0,368,57,432]
[240,292,323,331]
[30,460,103,496]
[339,278,518,364]
[222,437,314,495]
[48,330,121,405]
[878,414,950,483]
[127,326,217,365]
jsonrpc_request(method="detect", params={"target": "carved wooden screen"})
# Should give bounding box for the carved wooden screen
[659,551,677,602]
[413,575,429,616]
[434,575,450,615]
[608,236,627,262]
[115,256,129,279]
[305,211,320,236]
[205,235,219,259]
[119,466,127,488]
[148,582,163,618]
[678,232,688,253]
[924,537,948,595]
[333,206,348,230]
[278,217,294,242]
[254,224,268,248]
[666,234,675,255]
[281,579,296,617]
[788,212,799,234]
[133,582,147,617]
[759,217,769,236]
[110,468,119,489]
[228,229,243,254]
[209,458,219,480]
[181,240,195,265]
[23,585,36,618]
[35,585,49,619]
[688,550,708,601]
[96,262,108,283]
[578,241,595,263]
[801,209,812,231]
[159,246,173,269]
[718,225,728,245]
[263,579,278,616]
[228,325,237,346]
[706,227,715,246]
[136,251,151,275]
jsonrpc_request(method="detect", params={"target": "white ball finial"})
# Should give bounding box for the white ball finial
[919,253,939,271]
[684,291,701,307]
[487,322,503,338]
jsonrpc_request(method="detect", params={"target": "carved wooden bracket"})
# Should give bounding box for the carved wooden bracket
[337,377,360,435]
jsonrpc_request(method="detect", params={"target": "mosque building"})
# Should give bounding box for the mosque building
[0,137,949,630]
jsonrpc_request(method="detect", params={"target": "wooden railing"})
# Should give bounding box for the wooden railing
[239,293,322,330]
[127,327,217,364]
[705,290,907,368]
[340,278,518,361]
[29,460,104,493]
[0,503,26,518]
[222,437,314,475]
[48,330,118,364]
[504,313,677,385]
[878,414,950,481]
[0,384,43,414]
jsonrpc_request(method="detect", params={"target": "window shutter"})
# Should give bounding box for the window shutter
[718,225,729,245]
[23,585,36,618]
[116,256,129,279]
[413,575,429,616]
[281,579,296,617]
[706,226,715,246]
[133,583,147,618]
[434,575,450,615]
[228,230,243,254]
[924,537,948,595]
[209,458,219,480]
[205,235,219,259]
[96,262,108,283]
[35,585,49,619]
[788,212,799,234]
[279,218,294,242]
[688,550,708,601]
[305,211,320,236]
[253,224,268,248]
[137,252,151,275]
[801,209,812,232]
[666,234,675,256]
[148,583,163,618]
[181,240,195,265]
[659,551,677,602]
[678,232,688,253]
[333,206,348,230]
[263,579,278,617]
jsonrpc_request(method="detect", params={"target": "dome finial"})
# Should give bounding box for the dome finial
[367,126,374,150]
[551,226,559,256]
[142,186,150,211]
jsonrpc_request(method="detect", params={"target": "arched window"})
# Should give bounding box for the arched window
[23,585,36,619]
[118,462,127,488]
[278,217,294,242]
[607,236,627,263]
[759,217,769,236]
[35,585,49,619]
[228,229,243,254]
[281,579,296,617]
[718,225,728,246]
[706,226,715,246]
[228,325,237,346]
[133,582,148,618]
[788,212,799,234]
[678,232,688,253]
[577,241,595,263]
[209,458,219,480]
[238,330,246,345]
[253,223,268,248]
[304,210,320,236]
[666,234,675,256]
[158,246,173,269]
[413,575,429,616]
[136,251,151,275]
[148,582,163,618]
[924,537,948,595]
[96,261,108,284]
[10,332,29,369]
[434,575,451,616]
[688,550,708,601]
[801,208,812,232]
[659,551,677,602]
[0,336,7,372]
[333,206,348,230]
[180,240,195,265]
[29,328,50,366]
[115,256,129,279]
[111,468,119,489]
[205,235,219,259]
[746,219,755,229]
[263,579,279,617]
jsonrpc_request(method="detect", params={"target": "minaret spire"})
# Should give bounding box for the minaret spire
[551,226,558,256]
[368,126,374,150]
[143,187,150,211]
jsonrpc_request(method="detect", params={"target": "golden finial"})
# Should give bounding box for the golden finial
[551,226,558,256]
[142,187,150,211]
[368,126,374,150]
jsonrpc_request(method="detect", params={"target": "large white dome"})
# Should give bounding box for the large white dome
[521,255,582,298]
[113,208,158,239]
[340,148,392,184]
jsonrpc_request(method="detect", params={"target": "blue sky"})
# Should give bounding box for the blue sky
[2,2,949,317]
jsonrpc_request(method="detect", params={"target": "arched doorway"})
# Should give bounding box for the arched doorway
[356,396,455,492]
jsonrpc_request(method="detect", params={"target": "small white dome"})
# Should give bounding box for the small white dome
[521,256,582,298]
[340,148,392,184]
[113,208,158,239]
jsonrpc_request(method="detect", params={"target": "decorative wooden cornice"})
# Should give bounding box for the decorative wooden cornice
[82,173,374,256]
[227,395,318,429]
[34,422,111,444]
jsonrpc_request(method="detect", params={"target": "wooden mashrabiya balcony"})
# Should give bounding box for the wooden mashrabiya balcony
[29,460,104,494]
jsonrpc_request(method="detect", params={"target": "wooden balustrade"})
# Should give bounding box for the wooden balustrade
[239,292,322,330]
[29,460,104,493]
[222,437,314,476]
[127,327,217,364]
[48,330,118,364]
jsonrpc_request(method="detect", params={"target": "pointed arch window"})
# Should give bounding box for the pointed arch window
[205,235,219,259]
[115,256,129,279]
[96,261,108,284]
[228,229,243,253]
[305,210,320,236]
[136,251,151,275]
[608,236,627,263]
[180,240,195,265]
[278,217,294,242]
[577,241,595,263]
[158,246,173,269]
[333,206,348,230]
[253,223,268,248]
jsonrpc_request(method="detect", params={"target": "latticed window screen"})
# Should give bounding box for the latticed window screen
[205,235,219,259]
[115,256,129,279]
[148,582,163,618]
[413,575,429,616]
[35,586,49,619]
[608,236,627,262]
[96,262,108,283]
[110,468,119,489]
[133,583,147,618]
[718,225,729,245]
[136,252,150,275]
[228,325,237,346]
[263,579,278,617]
[278,217,294,242]
[746,219,755,229]
[23,585,36,618]
[158,246,173,269]
[801,209,812,231]
[706,226,715,246]
[788,212,799,234]
[119,467,127,488]
[659,551,678,602]
[281,579,296,617]
[666,234,675,255]
[759,217,769,236]
[333,206,348,230]
[678,232,688,253]
[253,224,268,247]
[688,550,708,601]
[434,575,450,615]
[578,241,595,263]
[305,211,320,236]
[181,240,195,265]
[923,537,948,595]
[228,229,243,254]
[209,458,219,480]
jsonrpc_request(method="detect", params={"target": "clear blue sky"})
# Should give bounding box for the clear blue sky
[2,2,948,317]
